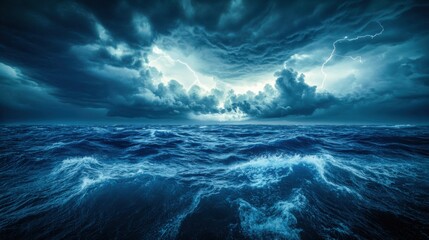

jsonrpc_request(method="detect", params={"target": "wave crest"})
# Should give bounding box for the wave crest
[229,154,327,188]
[237,190,306,239]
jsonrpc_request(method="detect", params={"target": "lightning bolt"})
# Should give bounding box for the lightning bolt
[320,21,384,88]
[149,45,201,88]
[335,54,363,63]
[175,59,201,86]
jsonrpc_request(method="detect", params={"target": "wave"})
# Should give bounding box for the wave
[237,190,306,240]
[1,125,428,239]
[148,129,178,138]
[227,153,359,196]
[51,156,179,192]
[368,124,417,129]
[229,154,327,188]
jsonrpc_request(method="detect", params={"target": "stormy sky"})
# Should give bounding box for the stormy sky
[1,0,428,124]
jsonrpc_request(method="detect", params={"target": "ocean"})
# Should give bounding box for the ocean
[0,125,428,239]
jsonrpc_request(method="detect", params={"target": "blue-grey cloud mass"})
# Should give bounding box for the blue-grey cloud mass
[0,0,428,123]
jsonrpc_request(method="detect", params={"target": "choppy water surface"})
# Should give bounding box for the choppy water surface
[0,125,428,239]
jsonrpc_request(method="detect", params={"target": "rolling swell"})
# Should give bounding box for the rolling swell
[0,125,428,239]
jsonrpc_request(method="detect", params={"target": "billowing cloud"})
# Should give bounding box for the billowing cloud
[106,81,222,118]
[104,67,337,119]
[224,68,337,118]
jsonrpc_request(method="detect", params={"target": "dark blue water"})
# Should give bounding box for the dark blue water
[1,125,428,239]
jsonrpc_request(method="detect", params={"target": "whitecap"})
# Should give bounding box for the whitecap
[51,156,178,193]
[227,153,359,196]
[148,129,172,138]
[44,141,66,150]
[237,190,306,239]
[91,126,109,133]
[228,154,327,188]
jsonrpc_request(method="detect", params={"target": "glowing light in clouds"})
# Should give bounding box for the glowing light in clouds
[147,45,217,91]
[320,21,384,88]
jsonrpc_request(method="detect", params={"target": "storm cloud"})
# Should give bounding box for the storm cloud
[224,68,337,118]
[0,0,428,123]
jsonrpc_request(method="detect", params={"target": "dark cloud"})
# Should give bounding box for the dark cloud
[224,68,337,118]
[105,67,337,119]
[156,0,419,79]
[0,0,428,123]
[0,63,108,123]
[106,81,221,118]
